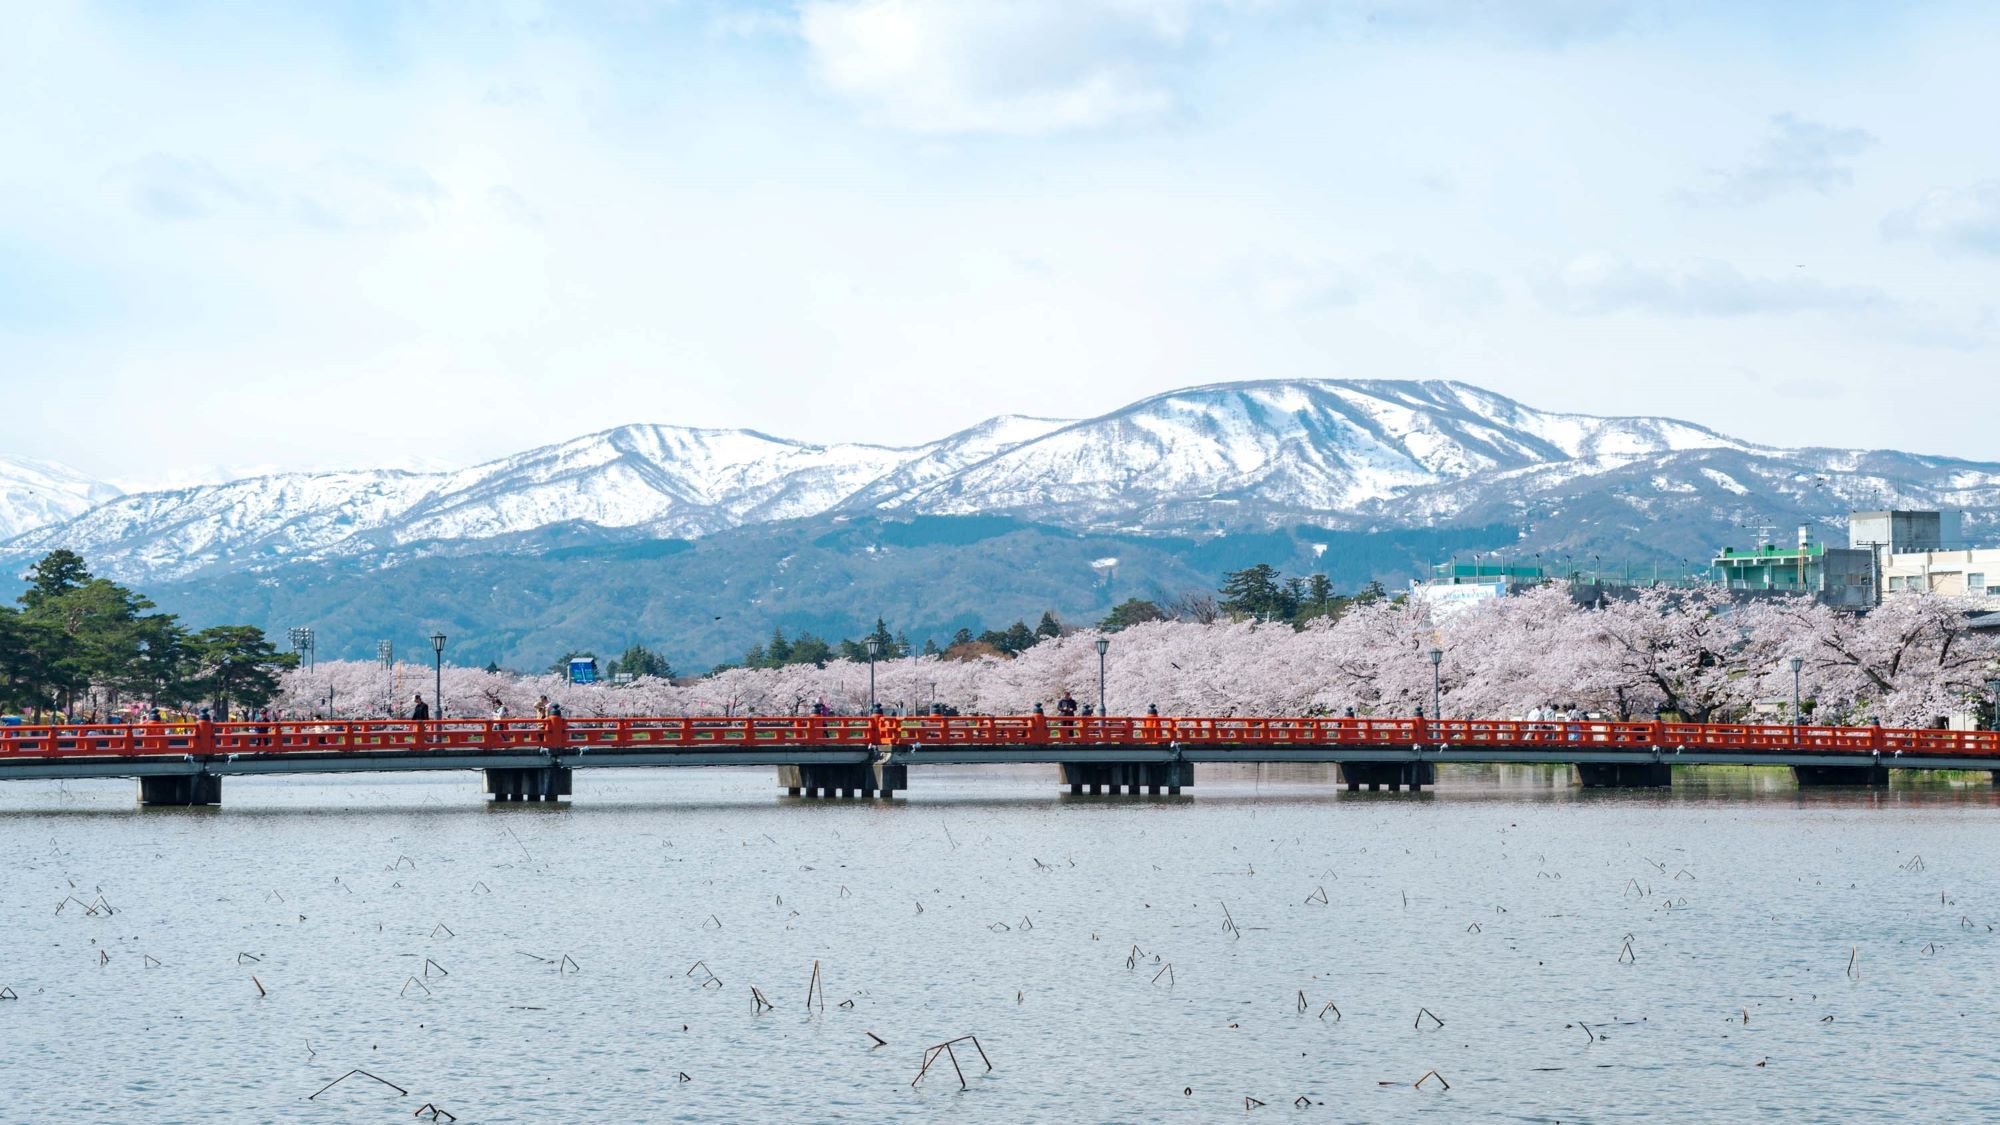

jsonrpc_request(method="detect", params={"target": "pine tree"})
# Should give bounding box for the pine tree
[1099,598,1166,632]
[868,617,898,657]
[1035,610,1062,639]
[767,627,793,664]
[1003,620,1037,654]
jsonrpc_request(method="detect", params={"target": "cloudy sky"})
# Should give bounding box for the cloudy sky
[3,1,1997,488]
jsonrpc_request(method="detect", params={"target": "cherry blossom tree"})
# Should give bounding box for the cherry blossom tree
[275,585,2000,726]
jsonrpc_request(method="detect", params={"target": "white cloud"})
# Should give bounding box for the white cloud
[797,0,1215,134]
[1540,256,1886,317]
[1882,181,2000,256]
[111,153,247,221]
[1683,113,1878,205]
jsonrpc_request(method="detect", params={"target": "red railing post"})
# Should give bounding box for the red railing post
[195,717,215,757]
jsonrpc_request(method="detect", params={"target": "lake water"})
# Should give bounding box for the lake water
[2,764,1997,1123]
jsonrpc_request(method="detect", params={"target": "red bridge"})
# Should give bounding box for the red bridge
[1,715,1993,805]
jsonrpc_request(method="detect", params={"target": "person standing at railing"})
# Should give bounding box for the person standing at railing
[535,695,550,720]
[410,694,431,721]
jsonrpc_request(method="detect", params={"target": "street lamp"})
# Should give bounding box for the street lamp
[1428,647,1443,720]
[1094,636,1110,716]
[864,635,879,714]
[430,633,448,720]
[1789,656,1804,727]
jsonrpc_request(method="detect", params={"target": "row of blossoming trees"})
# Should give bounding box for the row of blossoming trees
[277,584,2000,727]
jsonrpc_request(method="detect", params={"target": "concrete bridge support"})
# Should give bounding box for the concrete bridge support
[1793,763,1890,788]
[138,773,221,806]
[1575,762,1673,788]
[485,764,573,802]
[1059,761,1193,795]
[1339,761,1437,792]
[778,762,906,798]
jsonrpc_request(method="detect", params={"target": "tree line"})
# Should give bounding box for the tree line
[712,563,1381,674]
[0,550,294,718]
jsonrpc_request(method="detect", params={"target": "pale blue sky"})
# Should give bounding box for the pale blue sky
[2,1,1997,487]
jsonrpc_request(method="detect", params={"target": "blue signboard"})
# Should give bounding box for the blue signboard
[567,657,598,685]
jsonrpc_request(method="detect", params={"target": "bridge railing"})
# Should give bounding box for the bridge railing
[5,715,2000,760]
[558,716,881,749]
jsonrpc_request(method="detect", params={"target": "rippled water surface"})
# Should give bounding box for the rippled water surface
[3,764,1999,1123]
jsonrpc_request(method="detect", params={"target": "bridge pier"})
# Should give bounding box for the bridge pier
[485,764,573,802]
[1793,763,1889,788]
[1339,761,1436,792]
[138,773,221,806]
[777,762,906,799]
[1575,762,1673,788]
[1059,761,1192,795]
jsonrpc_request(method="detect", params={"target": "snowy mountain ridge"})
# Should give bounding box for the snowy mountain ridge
[6,378,1985,584]
[0,456,123,541]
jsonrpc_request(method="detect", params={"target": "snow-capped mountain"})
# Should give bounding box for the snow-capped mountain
[5,378,1987,584]
[0,456,122,540]
[868,380,1751,524]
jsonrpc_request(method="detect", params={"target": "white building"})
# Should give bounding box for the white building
[1847,509,2000,608]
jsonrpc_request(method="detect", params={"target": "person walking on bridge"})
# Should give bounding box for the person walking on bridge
[411,694,431,722]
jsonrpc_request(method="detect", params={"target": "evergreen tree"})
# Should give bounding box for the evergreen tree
[1307,573,1334,610]
[790,632,832,667]
[1003,620,1037,654]
[1035,610,1062,639]
[950,627,974,647]
[188,625,294,717]
[767,627,793,664]
[1219,563,1288,620]
[867,617,898,656]
[1099,598,1167,632]
[19,549,92,610]
[921,636,940,657]
[616,644,673,678]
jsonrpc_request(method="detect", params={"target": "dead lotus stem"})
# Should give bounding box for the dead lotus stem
[1414,1069,1450,1091]
[911,1035,993,1091]
[307,1069,407,1100]
[1414,1007,1444,1029]
[805,961,824,1013]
